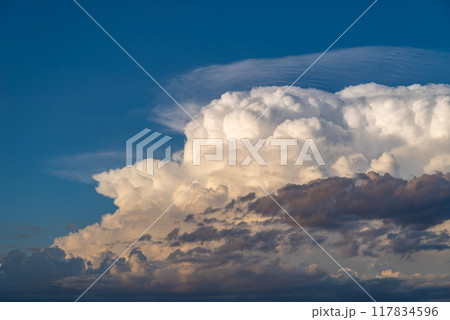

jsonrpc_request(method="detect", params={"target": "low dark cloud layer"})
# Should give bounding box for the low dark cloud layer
[0,247,84,300]
[2,245,450,302]
[1,172,449,301]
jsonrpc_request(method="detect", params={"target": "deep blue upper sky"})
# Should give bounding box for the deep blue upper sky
[0,0,449,253]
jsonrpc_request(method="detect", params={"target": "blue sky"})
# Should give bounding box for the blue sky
[1,0,449,253]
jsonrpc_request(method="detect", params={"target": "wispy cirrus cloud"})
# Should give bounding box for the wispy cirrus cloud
[45,151,123,184]
[152,46,450,130]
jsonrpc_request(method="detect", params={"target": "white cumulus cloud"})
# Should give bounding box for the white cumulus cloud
[54,83,450,267]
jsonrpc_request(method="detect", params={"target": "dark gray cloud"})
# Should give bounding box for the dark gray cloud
[250,172,450,230]
[166,228,180,241]
[386,229,450,257]
[138,234,152,242]
[0,247,84,299]
[184,214,195,223]
[225,192,257,212]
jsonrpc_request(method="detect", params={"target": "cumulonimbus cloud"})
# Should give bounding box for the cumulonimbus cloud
[24,83,446,301]
[53,83,450,260]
